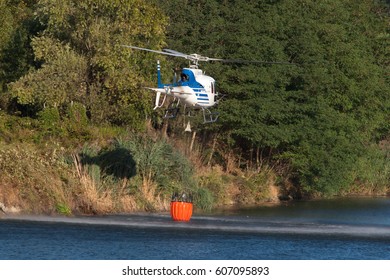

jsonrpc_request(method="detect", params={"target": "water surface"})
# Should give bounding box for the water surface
[1,197,389,259]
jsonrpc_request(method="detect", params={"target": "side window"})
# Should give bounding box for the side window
[181,73,189,82]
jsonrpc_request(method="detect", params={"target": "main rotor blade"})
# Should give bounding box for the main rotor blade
[122,45,296,65]
[121,45,188,59]
[207,57,295,65]
[163,49,189,57]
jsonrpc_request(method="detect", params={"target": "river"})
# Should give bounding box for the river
[1,197,389,259]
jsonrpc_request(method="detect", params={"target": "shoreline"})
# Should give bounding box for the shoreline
[1,194,389,217]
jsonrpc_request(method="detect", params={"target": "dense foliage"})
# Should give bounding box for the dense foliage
[0,0,389,212]
[3,0,167,128]
[157,0,389,195]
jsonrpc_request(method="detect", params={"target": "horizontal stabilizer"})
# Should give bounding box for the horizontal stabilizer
[145,87,192,95]
[145,87,166,93]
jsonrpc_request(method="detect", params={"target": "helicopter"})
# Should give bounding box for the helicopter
[121,45,293,125]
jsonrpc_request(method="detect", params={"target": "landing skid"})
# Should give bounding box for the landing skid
[153,91,167,110]
[164,107,180,119]
[164,99,180,119]
[202,108,219,123]
[162,102,218,124]
[184,106,218,123]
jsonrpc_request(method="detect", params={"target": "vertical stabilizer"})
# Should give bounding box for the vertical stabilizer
[157,60,163,88]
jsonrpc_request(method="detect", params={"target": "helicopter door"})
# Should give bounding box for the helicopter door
[211,82,217,103]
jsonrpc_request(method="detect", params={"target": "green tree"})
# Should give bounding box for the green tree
[157,0,389,195]
[9,0,168,128]
[276,0,389,194]
[0,0,41,94]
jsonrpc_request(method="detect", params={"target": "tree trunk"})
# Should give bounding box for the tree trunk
[161,120,168,139]
[207,134,218,167]
[189,130,197,152]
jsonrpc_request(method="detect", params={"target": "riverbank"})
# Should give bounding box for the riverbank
[1,116,388,216]
[0,139,284,215]
[1,156,388,216]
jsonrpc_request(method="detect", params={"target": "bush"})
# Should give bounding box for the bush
[56,203,72,216]
[192,187,214,211]
[115,136,197,195]
[76,135,198,211]
[37,107,60,126]
[350,144,390,194]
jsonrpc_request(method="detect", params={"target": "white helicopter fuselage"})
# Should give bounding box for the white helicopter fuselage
[150,64,217,109]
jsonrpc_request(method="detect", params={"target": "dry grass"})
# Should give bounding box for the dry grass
[0,144,73,213]
[72,154,115,214]
[72,152,170,213]
[0,180,23,213]
[119,195,138,212]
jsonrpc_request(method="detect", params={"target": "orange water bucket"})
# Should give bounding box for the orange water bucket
[170,201,193,222]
